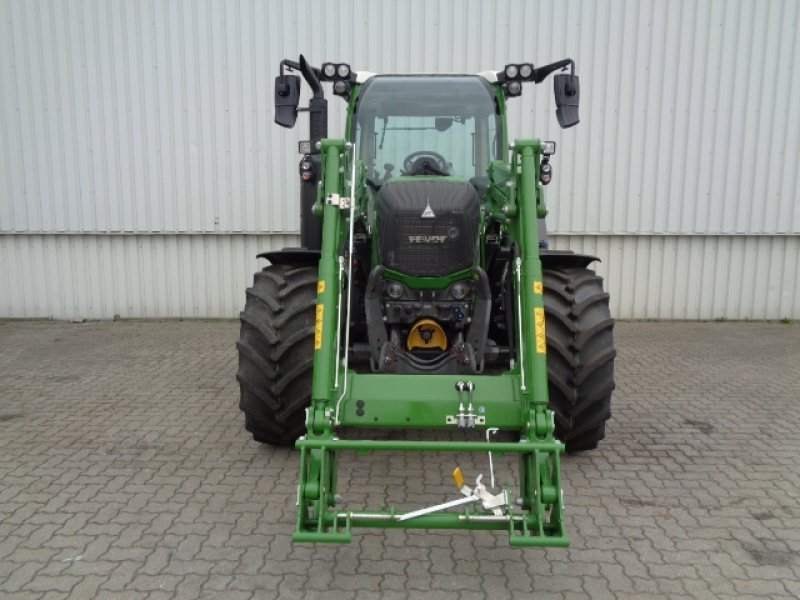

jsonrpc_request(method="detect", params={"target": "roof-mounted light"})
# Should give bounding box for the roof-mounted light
[505,80,522,97]
[333,80,350,97]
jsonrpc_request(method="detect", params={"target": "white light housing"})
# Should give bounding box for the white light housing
[505,64,519,79]
[298,140,312,154]
[337,64,351,78]
[541,141,556,156]
[323,63,336,78]
[520,63,533,79]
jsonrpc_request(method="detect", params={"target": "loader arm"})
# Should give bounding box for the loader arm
[295,137,567,546]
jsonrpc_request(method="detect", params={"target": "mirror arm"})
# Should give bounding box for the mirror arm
[280,57,324,99]
[533,58,574,84]
[279,59,300,75]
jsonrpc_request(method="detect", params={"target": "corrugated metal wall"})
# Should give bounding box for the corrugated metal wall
[1,0,798,319]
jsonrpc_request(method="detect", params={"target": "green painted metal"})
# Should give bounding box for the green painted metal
[338,373,522,428]
[381,267,476,291]
[296,437,564,453]
[293,73,568,548]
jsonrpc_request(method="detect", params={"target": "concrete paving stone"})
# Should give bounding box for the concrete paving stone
[1,320,798,599]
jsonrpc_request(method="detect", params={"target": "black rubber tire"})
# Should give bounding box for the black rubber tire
[543,267,615,452]
[236,264,317,446]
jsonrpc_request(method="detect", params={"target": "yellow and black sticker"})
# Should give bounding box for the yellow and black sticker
[533,281,543,295]
[314,304,324,350]
[534,307,546,354]
[317,280,326,294]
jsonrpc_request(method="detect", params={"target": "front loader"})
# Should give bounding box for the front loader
[237,56,615,546]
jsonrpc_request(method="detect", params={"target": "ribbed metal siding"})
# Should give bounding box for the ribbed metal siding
[0,234,298,319]
[3,233,797,320]
[2,0,798,235]
[550,235,800,320]
[0,0,798,319]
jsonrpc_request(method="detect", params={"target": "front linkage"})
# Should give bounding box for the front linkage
[295,138,567,547]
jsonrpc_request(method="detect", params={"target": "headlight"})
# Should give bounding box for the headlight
[387,282,404,299]
[451,282,468,300]
[520,63,533,79]
[337,64,351,78]
[540,161,552,185]
[333,80,349,95]
[323,63,336,78]
[505,64,519,79]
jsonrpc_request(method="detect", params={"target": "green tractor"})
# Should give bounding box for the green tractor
[237,56,615,546]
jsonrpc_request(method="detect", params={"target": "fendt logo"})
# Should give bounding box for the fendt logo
[408,234,447,244]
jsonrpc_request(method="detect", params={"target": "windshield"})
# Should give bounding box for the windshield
[353,76,501,183]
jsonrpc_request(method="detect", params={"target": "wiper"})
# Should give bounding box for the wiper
[378,117,388,150]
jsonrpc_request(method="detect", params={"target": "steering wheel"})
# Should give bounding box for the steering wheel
[402,150,450,176]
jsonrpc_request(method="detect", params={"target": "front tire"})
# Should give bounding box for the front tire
[236,264,317,446]
[543,267,615,452]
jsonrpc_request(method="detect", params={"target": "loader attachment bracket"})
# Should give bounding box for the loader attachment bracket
[294,372,566,547]
[293,434,567,547]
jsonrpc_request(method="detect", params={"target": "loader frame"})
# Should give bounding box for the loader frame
[295,128,568,546]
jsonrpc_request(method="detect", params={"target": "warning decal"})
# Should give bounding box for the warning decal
[317,280,326,294]
[534,307,546,354]
[533,281,543,295]
[314,304,324,350]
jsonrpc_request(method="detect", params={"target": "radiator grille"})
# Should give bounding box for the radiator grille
[377,180,480,277]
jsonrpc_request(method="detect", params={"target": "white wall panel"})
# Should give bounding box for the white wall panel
[0,234,299,320]
[549,234,800,320]
[1,233,796,320]
[0,0,798,319]
[1,0,798,235]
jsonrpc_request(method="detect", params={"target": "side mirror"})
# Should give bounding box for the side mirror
[554,74,580,129]
[274,74,301,128]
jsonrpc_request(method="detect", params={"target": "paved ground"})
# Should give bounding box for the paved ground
[0,320,799,600]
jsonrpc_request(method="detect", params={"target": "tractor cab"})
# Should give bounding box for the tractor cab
[350,75,502,373]
[351,74,503,190]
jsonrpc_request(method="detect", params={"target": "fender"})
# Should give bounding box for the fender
[539,249,599,270]
[257,247,321,267]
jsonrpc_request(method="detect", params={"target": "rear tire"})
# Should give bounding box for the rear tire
[543,267,615,452]
[236,264,317,446]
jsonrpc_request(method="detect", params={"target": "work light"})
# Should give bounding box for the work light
[337,64,351,78]
[505,64,519,79]
[322,63,336,78]
[333,80,349,96]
